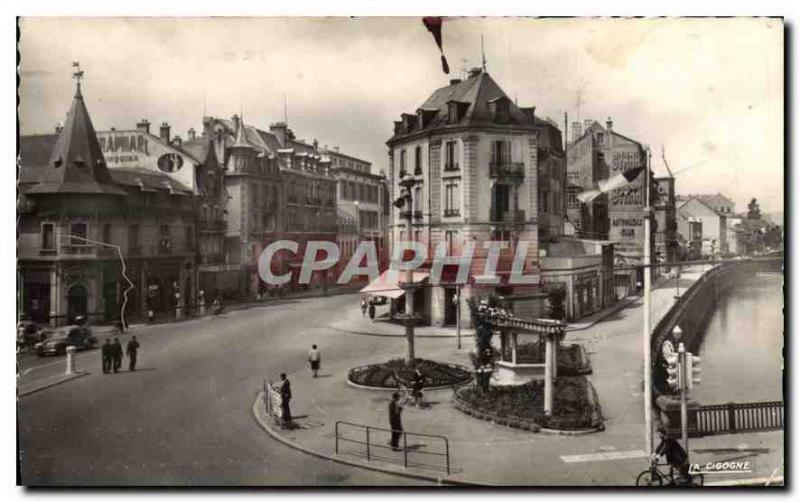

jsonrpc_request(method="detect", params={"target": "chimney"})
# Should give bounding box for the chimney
[571,121,582,143]
[583,119,593,134]
[449,78,461,85]
[333,146,340,152]
[159,122,171,143]
[269,122,288,147]
[605,117,613,132]
[136,119,151,134]
[55,123,63,134]
[172,135,183,147]
[520,106,536,122]
[187,128,196,141]
[313,139,319,151]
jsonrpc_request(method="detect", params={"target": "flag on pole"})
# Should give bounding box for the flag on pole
[422,17,450,74]
[576,166,645,204]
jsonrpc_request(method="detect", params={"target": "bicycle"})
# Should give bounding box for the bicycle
[636,457,704,487]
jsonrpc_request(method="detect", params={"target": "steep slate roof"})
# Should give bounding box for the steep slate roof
[388,70,546,143]
[692,193,735,210]
[678,196,724,217]
[25,84,127,196]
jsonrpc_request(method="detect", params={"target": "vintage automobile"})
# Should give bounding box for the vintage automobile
[34,325,97,357]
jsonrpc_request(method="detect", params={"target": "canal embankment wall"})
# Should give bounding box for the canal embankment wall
[651,255,783,395]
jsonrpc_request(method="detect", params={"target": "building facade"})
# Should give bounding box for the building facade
[384,68,566,327]
[677,196,729,255]
[18,75,196,326]
[323,147,389,273]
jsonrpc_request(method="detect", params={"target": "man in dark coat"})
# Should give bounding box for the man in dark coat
[111,337,123,373]
[388,392,404,451]
[126,336,140,371]
[654,426,689,483]
[279,373,292,425]
[101,339,112,374]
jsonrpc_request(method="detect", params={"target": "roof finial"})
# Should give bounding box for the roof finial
[481,34,486,71]
[72,61,84,97]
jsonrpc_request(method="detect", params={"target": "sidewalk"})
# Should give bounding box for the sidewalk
[254,265,784,486]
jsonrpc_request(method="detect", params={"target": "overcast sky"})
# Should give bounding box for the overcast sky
[18,17,783,213]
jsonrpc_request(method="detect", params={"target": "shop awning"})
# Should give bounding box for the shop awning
[359,269,429,299]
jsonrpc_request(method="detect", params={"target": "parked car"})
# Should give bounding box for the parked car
[34,325,97,356]
[17,321,46,349]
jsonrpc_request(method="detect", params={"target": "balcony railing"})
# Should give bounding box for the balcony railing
[489,161,525,178]
[199,220,227,232]
[490,210,526,223]
[443,209,461,217]
[62,244,96,255]
[443,162,460,172]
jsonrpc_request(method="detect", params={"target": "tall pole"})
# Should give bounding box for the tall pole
[400,176,417,365]
[643,148,654,455]
[456,285,462,349]
[678,342,689,452]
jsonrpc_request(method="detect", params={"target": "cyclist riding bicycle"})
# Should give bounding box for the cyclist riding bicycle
[652,425,690,484]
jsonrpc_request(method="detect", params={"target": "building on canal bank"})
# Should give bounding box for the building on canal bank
[382,67,567,327]
[18,72,197,325]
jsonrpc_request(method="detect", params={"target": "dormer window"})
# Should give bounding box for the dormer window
[448,102,459,124]
[488,97,510,124]
[597,133,605,144]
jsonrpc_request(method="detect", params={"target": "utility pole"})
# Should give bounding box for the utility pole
[455,285,462,349]
[398,174,418,365]
[643,148,654,455]
[678,342,689,452]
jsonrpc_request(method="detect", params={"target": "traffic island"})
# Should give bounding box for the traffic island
[452,376,605,434]
[347,358,472,389]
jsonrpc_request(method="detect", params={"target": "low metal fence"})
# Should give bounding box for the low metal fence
[334,420,450,474]
[695,401,783,436]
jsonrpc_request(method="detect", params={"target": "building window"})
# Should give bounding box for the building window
[445,230,457,256]
[444,182,460,217]
[70,221,87,245]
[539,189,549,213]
[597,132,604,144]
[414,146,422,175]
[448,102,460,124]
[494,101,509,123]
[102,223,112,245]
[128,225,139,252]
[41,223,54,250]
[413,186,423,213]
[491,140,511,166]
[444,141,459,171]
[399,149,407,176]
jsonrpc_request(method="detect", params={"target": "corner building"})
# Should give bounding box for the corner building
[385,68,566,327]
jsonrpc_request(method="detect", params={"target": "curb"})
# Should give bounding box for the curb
[251,392,487,486]
[18,371,89,397]
[329,324,471,339]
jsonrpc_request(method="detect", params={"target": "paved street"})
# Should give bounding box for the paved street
[17,294,430,486]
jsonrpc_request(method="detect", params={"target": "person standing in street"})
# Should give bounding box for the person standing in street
[308,344,321,378]
[279,373,292,425]
[126,336,140,371]
[101,338,112,374]
[388,392,404,451]
[368,299,376,320]
[111,337,123,373]
[361,297,368,317]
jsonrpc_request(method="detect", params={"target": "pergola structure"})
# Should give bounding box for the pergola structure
[474,305,567,416]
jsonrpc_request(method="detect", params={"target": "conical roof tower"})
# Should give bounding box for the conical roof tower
[27,66,126,195]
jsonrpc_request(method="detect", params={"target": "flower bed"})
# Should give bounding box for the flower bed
[347,358,473,389]
[454,376,604,432]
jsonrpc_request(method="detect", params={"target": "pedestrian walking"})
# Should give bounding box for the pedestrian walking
[111,337,123,373]
[126,336,140,371]
[279,373,292,425]
[388,392,404,451]
[368,299,376,320]
[101,338,112,374]
[308,344,321,378]
[410,368,425,407]
[361,297,368,317]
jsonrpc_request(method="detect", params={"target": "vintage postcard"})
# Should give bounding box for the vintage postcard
[16,16,784,487]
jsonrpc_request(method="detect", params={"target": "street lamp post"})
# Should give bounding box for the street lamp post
[62,234,135,330]
[643,148,654,456]
[398,174,417,365]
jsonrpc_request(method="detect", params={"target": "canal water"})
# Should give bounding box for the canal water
[690,271,784,404]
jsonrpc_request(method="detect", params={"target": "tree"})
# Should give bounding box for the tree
[747,197,762,220]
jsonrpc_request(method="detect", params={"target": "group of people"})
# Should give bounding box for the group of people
[360,297,376,320]
[101,336,140,373]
